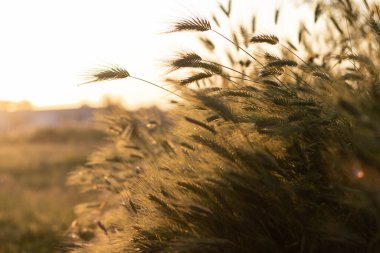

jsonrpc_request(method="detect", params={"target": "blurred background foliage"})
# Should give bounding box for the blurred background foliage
[0,114,106,252]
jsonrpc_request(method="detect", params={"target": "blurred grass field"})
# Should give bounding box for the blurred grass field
[0,127,105,253]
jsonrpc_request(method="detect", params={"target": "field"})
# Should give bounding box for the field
[1,0,380,252]
[0,127,105,253]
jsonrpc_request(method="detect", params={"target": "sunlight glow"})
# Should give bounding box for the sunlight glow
[0,0,299,109]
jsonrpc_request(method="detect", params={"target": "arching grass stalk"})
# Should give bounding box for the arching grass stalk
[169,51,257,82]
[227,75,260,83]
[282,68,314,89]
[168,17,293,89]
[219,74,243,87]
[280,44,309,66]
[168,17,264,66]
[129,76,184,99]
[79,65,184,99]
[211,30,264,67]
[203,59,259,82]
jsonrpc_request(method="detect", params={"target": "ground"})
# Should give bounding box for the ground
[0,127,105,253]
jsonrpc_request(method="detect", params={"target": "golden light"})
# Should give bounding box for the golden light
[0,0,298,110]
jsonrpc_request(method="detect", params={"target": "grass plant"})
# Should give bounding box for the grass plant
[69,1,380,252]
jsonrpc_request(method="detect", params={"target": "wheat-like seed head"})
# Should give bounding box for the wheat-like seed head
[251,16,256,33]
[184,116,216,134]
[81,65,130,84]
[274,9,280,24]
[262,79,280,87]
[199,36,215,51]
[259,67,284,77]
[250,34,279,45]
[197,62,223,75]
[168,52,222,75]
[314,3,322,23]
[168,17,211,33]
[312,70,331,81]
[369,18,380,35]
[330,16,344,34]
[169,52,203,71]
[266,59,298,68]
[264,52,281,62]
[341,72,363,81]
[180,71,213,86]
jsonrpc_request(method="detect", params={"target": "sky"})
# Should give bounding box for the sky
[0,0,305,110]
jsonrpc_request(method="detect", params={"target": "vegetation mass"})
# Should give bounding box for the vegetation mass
[69,1,380,252]
[0,127,104,253]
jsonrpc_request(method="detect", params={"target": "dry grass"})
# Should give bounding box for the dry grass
[69,0,380,252]
[0,127,105,253]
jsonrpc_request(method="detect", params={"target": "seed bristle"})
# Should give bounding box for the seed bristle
[81,65,130,85]
[168,17,211,33]
[180,72,213,86]
[169,52,203,71]
[250,34,279,45]
[266,59,298,68]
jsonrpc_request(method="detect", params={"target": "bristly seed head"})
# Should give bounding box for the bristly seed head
[169,51,203,71]
[266,59,298,68]
[312,70,331,81]
[180,71,213,86]
[369,18,380,35]
[168,17,211,33]
[81,65,130,85]
[250,34,279,45]
[314,3,322,23]
[259,67,284,77]
[264,52,281,62]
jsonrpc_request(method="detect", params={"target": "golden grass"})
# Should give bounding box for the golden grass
[0,128,105,253]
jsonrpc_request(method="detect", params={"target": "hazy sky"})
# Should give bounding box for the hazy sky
[0,0,302,109]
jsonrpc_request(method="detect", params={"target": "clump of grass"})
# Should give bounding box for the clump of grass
[69,0,380,252]
[0,127,103,253]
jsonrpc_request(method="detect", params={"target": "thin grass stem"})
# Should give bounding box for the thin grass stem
[211,29,264,67]
[129,76,184,99]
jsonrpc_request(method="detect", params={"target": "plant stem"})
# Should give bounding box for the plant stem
[212,29,264,67]
[280,44,308,66]
[203,60,257,81]
[130,76,184,99]
[211,30,291,89]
